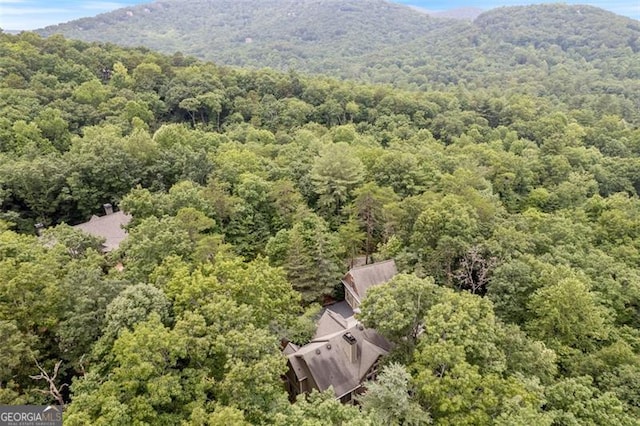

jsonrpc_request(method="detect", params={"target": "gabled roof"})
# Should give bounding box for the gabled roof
[286,262,396,399]
[283,342,300,356]
[288,324,390,398]
[342,259,397,304]
[314,301,356,339]
[73,211,131,252]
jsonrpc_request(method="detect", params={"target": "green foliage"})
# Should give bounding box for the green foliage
[0,320,37,404]
[359,274,440,351]
[405,288,555,424]
[35,3,640,127]
[102,283,171,342]
[1,21,639,422]
[56,257,127,362]
[267,212,342,303]
[526,277,611,352]
[311,142,365,222]
[545,376,637,425]
[416,289,507,374]
[66,314,195,425]
[409,193,483,282]
[117,215,194,282]
[277,389,368,425]
[359,363,430,425]
[283,303,323,345]
[351,182,398,260]
[204,253,301,328]
[41,223,104,257]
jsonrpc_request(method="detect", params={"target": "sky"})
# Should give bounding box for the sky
[394,1,639,19]
[0,0,638,31]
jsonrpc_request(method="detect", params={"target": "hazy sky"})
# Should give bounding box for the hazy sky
[0,0,148,30]
[1,0,638,31]
[395,1,639,19]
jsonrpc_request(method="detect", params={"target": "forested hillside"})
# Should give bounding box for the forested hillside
[37,1,640,117]
[416,6,483,20]
[1,28,640,424]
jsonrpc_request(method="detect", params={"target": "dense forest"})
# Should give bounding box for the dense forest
[2,8,640,424]
[37,1,640,112]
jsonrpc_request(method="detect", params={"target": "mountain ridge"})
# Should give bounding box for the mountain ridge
[37,0,464,74]
[34,0,640,114]
[408,6,484,21]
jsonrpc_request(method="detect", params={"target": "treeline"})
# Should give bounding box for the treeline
[36,1,640,124]
[1,31,640,424]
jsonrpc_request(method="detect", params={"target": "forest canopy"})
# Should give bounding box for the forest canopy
[1,16,640,424]
[36,1,640,116]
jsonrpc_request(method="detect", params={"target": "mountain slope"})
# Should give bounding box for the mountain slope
[410,6,484,21]
[37,0,465,73]
[36,1,640,120]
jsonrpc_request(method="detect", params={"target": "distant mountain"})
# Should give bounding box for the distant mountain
[409,6,483,21]
[36,0,465,74]
[36,1,640,106]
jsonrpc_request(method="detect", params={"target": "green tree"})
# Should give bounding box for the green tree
[413,360,544,426]
[359,363,430,425]
[34,107,70,152]
[118,215,194,282]
[65,314,196,425]
[72,79,109,107]
[416,289,507,375]
[131,62,163,92]
[311,142,364,223]
[545,376,637,426]
[56,257,126,362]
[206,253,300,328]
[527,277,611,352]
[410,194,480,283]
[225,173,275,257]
[41,224,104,258]
[64,125,141,217]
[352,182,397,262]
[0,153,72,228]
[369,150,431,197]
[268,213,342,304]
[276,389,368,426]
[0,320,37,404]
[359,274,440,354]
[336,217,366,268]
[102,284,170,339]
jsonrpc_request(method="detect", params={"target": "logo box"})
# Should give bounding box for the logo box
[0,405,62,426]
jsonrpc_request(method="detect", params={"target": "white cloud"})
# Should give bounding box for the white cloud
[0,16,64,31]
[0,0,134,30]
[0,6,70,14]
[0,5,70,30]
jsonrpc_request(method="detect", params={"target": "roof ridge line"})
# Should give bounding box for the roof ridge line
[348,259,395,271]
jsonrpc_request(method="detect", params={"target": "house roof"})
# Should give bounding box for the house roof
[288,324,390,398]
[286,262,396,399]
[314,301,356,339]
[73,211,131,252]
[327,300,356,319]
[342,259,397,304]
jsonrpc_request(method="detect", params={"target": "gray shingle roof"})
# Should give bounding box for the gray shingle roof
[342,259,397,304]
[286,260,397,399]
[73,211,131,252]
[314,301,356,339]
[289,324,390,397]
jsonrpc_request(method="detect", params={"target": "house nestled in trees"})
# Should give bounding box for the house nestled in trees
[342,259,397,311]
[283,260,396,403]
[73,203,131,252]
